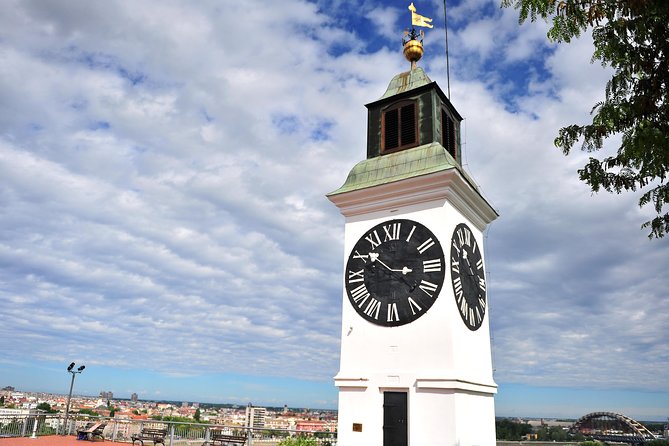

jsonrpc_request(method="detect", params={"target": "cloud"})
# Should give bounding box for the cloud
[0,0,667,414]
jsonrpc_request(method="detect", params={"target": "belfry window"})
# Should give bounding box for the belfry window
[442,108,457,160]
[382,100,417,152]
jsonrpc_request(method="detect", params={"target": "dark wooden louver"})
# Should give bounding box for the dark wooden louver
[400,104,415,147]
[384,108,400,150]
[382,101,417,152]
[442,108,456,160]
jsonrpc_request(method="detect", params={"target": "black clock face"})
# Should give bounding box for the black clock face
[345,219,445,327]
[450,223,486,331]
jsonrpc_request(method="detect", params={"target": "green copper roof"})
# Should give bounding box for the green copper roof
[329,142,478,196]
[378,67,433,100]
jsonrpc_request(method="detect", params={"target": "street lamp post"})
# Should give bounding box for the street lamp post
[62,362,85,436]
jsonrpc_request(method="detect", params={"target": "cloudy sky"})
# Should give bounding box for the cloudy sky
[1,0,667,420]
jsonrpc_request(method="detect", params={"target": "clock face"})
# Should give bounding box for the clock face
[450,223,486,331]
[344,219,445,327]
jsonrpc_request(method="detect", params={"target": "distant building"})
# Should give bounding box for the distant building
[130,393,138,402]
[297,419,327,432]
[100,391,113,400]
[245,406,267,429]
[0,408,38,425]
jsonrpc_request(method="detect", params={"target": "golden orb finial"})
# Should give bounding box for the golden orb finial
[402,3,432,69]
[402,28,424,70]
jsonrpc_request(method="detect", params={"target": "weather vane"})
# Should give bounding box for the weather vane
[403,2,433,69]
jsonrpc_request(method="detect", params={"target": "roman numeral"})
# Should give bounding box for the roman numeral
[476,258,483,270]
[348,269,364,283]
[387,303,399,322]
[406,225,416,242]
[452,277,463,300]
[478,276,486,291]
[475,307,482,324]
[419,280,438,297]
[408,297,422,315]
[457,227,471,247]
[479,297,486,310]
[365,230,381,249]
[383,222,401,241]
[417,238,435,254]
[451,258,460,274]
[423,258,442,273]
[363,298,381,319]
[451,238,460,254]
[352,250,368,263]
[350,283,370,307]
[460,298,469,320]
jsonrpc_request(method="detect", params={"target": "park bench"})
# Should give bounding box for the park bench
[208,429,247,445]
[76,422,107,441]
[131,427,168,446]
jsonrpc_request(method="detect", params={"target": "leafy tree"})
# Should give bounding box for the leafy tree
[278,436,319,446]
[36,402,57,413]
[579,441,602,446]
[79,408,99,416]
[495,419,532,440]
[536,425,569,441]
[501,0,669,238]
[194,408,201,422]
[0,395,4,406]
[647,440,669,446]
[268,429,289,438]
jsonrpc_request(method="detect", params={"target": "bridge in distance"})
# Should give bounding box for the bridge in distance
[569,412,659,444]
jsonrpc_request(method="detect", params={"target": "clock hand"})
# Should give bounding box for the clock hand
[369,253,413,275]
[369,253,417,291]
[462,250,475,275]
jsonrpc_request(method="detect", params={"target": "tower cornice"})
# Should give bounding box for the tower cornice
[327,143,498,231]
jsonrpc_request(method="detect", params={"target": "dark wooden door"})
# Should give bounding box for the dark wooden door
[383,392,408,446]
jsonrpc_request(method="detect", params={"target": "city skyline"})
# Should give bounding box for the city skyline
[1,0,667,421]
[2,385,664,425]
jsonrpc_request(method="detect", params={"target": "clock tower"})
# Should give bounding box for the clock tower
[327,8,498,446]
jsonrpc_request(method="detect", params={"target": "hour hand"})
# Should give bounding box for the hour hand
[369,253,412,275]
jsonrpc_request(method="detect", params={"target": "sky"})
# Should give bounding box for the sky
[0,0,667,421]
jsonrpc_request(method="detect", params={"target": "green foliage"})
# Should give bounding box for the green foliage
[501,0,669,238]
[646,440,669,446]
[78,408,99,416]
[0,395,4,406]
[194,408,201,422]
[495,419,533,440]
[36,402,57,413]
[579,441,602,446]
[536,425,569,441]
[153,415,198,423]
[267,429,290,438]
[278,436,319,446]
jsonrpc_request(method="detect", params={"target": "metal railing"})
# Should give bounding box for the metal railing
[0,413,337,445]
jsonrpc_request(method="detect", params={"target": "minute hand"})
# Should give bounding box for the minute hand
[370,253,412,275]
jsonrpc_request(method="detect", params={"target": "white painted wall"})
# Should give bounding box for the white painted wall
[332,169,497,446]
